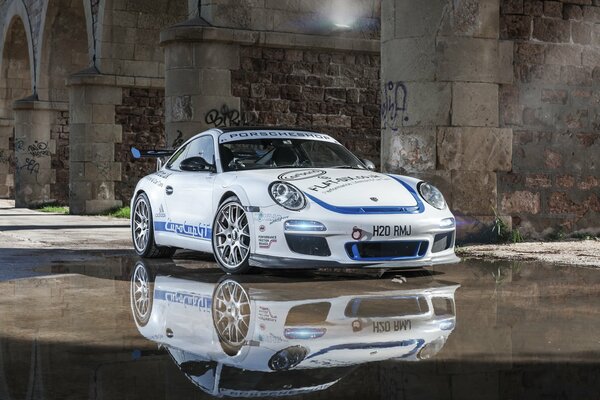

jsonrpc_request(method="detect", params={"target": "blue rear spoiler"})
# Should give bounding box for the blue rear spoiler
[130,147,176,171]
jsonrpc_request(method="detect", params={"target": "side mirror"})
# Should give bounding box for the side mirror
[361,159,376,171]
[180,157,216,172]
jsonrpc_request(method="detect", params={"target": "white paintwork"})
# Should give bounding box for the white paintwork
[131,128,460,268]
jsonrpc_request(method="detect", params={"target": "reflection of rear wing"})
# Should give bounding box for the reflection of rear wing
[131,147,175,170]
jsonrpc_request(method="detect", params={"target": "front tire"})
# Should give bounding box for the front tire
[132,192,175,258]
[212,196,252,274]
[212,279,251,355]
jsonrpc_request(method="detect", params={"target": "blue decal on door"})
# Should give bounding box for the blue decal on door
[155,221,212,240]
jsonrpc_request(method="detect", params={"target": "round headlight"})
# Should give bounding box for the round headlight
[418,182,446,210]
[269,182,307,211]
[417,336,447,360]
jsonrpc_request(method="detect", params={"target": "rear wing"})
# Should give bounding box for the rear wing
[131,147,176,170]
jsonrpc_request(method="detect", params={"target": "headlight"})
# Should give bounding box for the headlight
[418,182,446,210]
[268,346,308,371]
[269,182,307,211]
[417,336,447,360]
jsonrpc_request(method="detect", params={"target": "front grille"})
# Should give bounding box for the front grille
[432,231,454,253]
[345,240,428,261]
[345,296,429,318]
[285,234,331,256]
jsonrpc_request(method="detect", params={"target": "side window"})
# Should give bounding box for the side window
[186,136,215,166]
[165,144,189,170]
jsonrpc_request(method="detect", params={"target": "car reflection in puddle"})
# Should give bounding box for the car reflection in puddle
[130,260,459,398]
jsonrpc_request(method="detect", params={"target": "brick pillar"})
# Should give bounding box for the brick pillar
[381,0,514,240]
[161,20,240,145]
[67,72,123,214]
[12,99,56,207]
[0,119,13,198]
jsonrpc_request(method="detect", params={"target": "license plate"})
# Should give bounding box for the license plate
[372,225,412,237]
[372,320,412,333]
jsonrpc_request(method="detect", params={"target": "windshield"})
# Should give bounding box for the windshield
[219,139,365,171]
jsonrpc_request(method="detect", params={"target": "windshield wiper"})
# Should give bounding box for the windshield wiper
[331,165,363,169]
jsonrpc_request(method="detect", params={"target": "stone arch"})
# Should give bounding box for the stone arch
[37,0,91,102]
[0,10,34,199]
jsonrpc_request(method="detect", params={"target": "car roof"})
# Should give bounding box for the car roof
[216,126,325,134]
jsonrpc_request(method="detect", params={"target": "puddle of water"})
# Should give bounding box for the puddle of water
[0,256,599,399]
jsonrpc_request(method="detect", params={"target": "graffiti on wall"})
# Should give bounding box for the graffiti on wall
[14,139,51,179]
[205,104,241,128]
[381,81,409,132]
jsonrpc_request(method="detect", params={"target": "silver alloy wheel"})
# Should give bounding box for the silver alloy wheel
[214,203,250,269]
[212,280,251,348]
[133,197,150,252]
[131,264,151,325]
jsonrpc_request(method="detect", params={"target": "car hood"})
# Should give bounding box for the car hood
[237,168,419,208]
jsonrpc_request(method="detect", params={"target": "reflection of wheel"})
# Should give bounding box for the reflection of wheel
[212,279,251,355]
[132,192,175,258]
[212,197,252,274]
[131,262,154,327]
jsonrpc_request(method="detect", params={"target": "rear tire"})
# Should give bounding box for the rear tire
[132,192,176,258]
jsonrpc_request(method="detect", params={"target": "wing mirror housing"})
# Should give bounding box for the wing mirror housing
[361,159,376,171]
[180,157,216,172]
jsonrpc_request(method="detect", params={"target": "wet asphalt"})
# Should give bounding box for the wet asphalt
[0,249,599,400]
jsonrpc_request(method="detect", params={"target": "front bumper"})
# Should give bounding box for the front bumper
[249,203,460,269]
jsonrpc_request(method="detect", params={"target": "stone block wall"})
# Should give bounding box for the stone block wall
[200,0,381,39]
[50,110,69,204]
[499,0,600,237]
[231,46,381,163]
[115,88,166,203]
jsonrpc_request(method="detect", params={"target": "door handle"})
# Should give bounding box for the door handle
[165,186,174,195]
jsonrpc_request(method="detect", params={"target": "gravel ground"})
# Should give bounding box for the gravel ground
[458,239,600,267]
[2,199,599,267]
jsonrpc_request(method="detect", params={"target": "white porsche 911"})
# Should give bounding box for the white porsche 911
[131,128,459,274]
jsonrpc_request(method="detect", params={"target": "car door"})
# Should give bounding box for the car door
[162,135,217,252]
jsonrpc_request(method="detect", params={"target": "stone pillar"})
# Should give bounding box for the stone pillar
[381,0,513,240]
[12,99,56,207]
[0,119,13,198]
[161,20,240,145]
[67,72,123,214]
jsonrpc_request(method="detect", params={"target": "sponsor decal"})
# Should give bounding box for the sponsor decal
[372,225,412,237]
[258,306,278,322]
[155,170,173,179]
[372,320,411,333]
[145,176,164,188]
[308,174,388,194]
[278,169,326,181]
[155,204,166,218]
[258,235,277,248]
[259,225,266,232]
[154,221,212,240]
[352,320,362,332]
[257,212,289,225]
[154,289,211,312]
[219,130,338,144]
[260,323,266,331]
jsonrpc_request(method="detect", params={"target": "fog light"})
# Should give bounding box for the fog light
[284,220,326,232]
[439,218,455,228]
[439,320,455,331]
[284,328,327,339]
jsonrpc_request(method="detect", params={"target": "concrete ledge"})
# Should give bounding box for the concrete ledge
[67,70,164,89]
[160,22,380,53]
[12,99,69,112]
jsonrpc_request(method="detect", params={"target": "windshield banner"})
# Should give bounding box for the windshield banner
[219,130,339,144]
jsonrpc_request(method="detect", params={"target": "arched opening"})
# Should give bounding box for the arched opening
[0,16,33,199]
[37,0,90,204]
